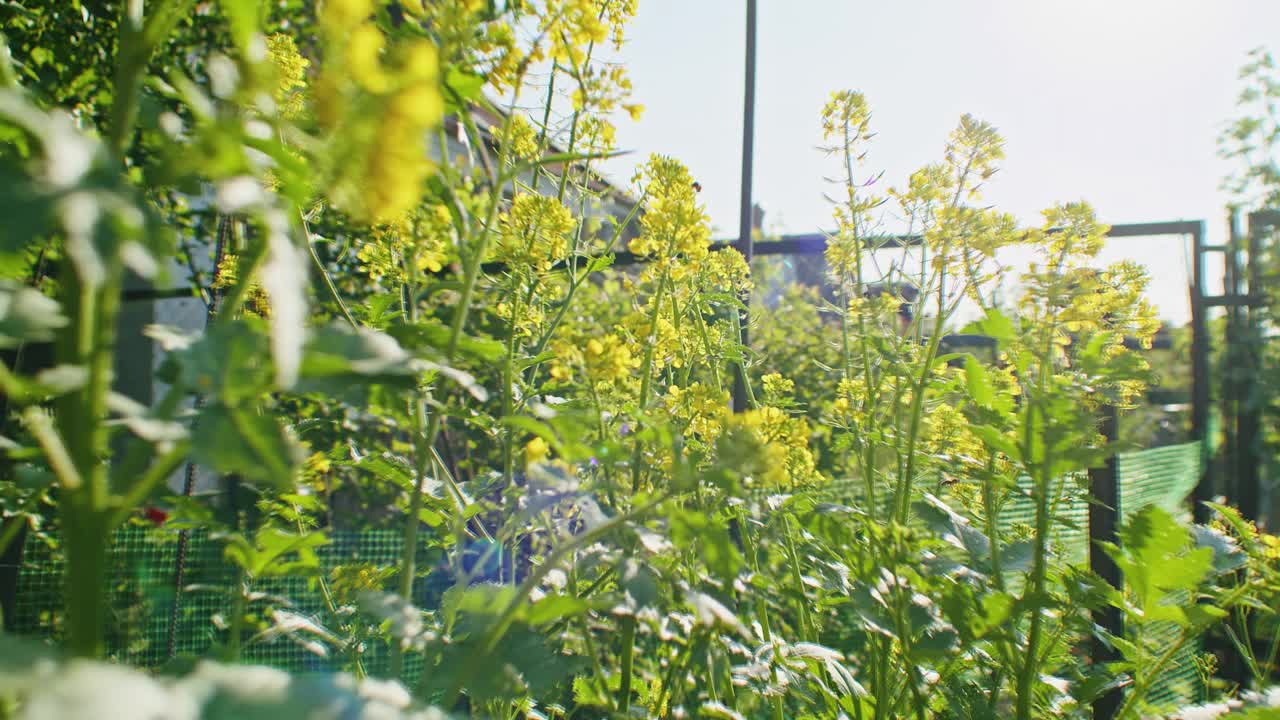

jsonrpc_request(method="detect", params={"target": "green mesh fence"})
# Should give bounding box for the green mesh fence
[1118,442,1205,709]
[10,528,432,682]
[9,443,1206,706]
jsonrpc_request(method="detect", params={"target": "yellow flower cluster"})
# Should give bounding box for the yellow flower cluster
[524,436,551,466]
[760,373,795,406]
[943,114,1004,200]
[212,253,270,318]
[821,90,872,144]
[266,33,309,119]
[542,0,634,66]
[548,333,638,388]
[621,306,683,372]
[628,155,712,278]
[497,113,541,161]
[696,248,753,295]
[494,300,546,338]
[717,406,820,489]
[357,204,454,285]
[664,383,729,449]
[577,115,618,154]
[585,335,639,383]
[329,563,393,606]
[921,403,987,468]
[830,377,867,419]
[316,0,443,224]
[496,194,576,272]
[571,63,643,121]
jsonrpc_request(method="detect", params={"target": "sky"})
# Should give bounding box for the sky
[595,0,1280,325]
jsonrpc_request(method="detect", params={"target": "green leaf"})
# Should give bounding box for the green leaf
[248,527,329,578]
[668,508,741,580]
[961,308,1015,344]
[442,68,485,113]
[157,320,274,406]
[295,323,422,400]
[618,557,660,610]
[386,318,505,363]
[1107,506,1213,623]
[525,594,589,626]
[192,403,301,490]
[964,354,993,408]
[0,280,65,347]
[914,493,991,569]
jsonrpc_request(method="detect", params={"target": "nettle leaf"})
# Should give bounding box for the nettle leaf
[914,494,991,569]
[618,557,660,610]
[0,280,66,347]
[386,318,505,364]
[192,403,302,490]
[295,323,424,400]
[668,508,741,581]
[1106,505,1213,625]
[157,320,274,405]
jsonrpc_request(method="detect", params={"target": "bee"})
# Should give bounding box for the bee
[691,181,702,193]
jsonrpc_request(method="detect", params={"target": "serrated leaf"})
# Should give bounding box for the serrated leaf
[961,308,1015,344]
[1108,506,1213,621]
[192,403,301,489]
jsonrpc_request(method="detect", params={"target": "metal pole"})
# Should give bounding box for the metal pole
[1089,404,1123,720]
[731,0,757,414]
[1239,212,1265,523]
[1190,221,1212,524]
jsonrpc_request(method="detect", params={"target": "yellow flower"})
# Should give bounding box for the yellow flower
[320,0,374,32]
[584,334,638,383]
[760,373,795,405]
[348,25,391,93]
[717,406,820,489]
[664,383,729,449]
[316,14,443,224]
[498,113,540,160]
[496,195,576,272]
[357,204,454,284]
[628,155,712,270]
[266,34,309,119]
[524,437,550,466]
[821,89,872,144]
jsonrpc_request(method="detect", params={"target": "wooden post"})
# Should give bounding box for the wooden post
[1089,404,1123,720]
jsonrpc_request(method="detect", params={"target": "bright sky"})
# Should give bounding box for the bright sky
[598,0,1280,325]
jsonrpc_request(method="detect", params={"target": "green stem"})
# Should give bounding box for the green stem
[226,571,247,661]
[617,615,636,712]
[631,269,671,492]
[782,514,813,641]
[60,512,108,658]
[304,221,358,328]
